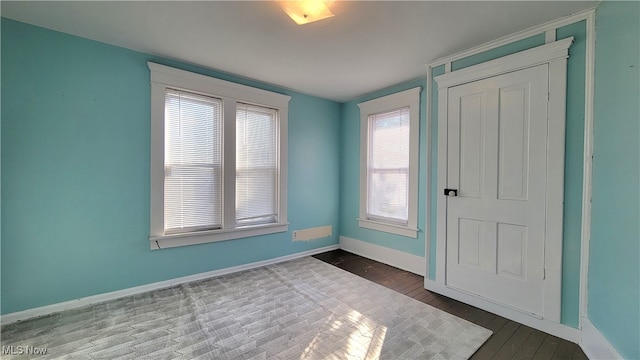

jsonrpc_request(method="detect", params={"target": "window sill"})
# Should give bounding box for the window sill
[150,222,289,250]
[357,218,419,238]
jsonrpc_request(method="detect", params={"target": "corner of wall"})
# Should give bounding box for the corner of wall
[580,317,624,360]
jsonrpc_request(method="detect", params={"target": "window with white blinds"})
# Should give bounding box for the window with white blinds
[149,62,290,249]
[164,89,222,234]
[367,108,410,224]
[358,87,420,238]
[236,104,278,226]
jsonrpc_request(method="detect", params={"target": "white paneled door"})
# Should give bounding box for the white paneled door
[445,64,549,317]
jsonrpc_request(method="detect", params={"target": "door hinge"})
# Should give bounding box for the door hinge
[543,268,546,280]
[547,92,550,102]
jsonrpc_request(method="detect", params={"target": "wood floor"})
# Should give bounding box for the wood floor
[313,249,588,360]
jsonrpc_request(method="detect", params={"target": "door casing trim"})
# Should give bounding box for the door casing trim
[433,38,573,323]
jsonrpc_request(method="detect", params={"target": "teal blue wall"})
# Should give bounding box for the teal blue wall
[0,18,341,314]
[589,2,640,359]
[429,22,588,328]
[451,34,546,71]
[556,20,587,330]
[339,79,427,257]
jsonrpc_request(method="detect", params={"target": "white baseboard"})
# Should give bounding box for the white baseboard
[0,245,339,325]
[424,279,581,343]
[339,236,425,276]
[580,317,623,360]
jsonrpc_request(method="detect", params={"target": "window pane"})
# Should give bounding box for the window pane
[369,170,409,222]
[367,107,410,223]
[164,89,222,232]
[236,103,278,226]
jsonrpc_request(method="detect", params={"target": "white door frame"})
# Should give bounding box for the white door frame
[424,8,597,345]
[432,38,573,326]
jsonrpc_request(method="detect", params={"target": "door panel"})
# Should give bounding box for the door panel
[498,85,530,201]
[496,222,527,280]
[459,94,485,199]
[445,64,549,317]
[458,218,482,268]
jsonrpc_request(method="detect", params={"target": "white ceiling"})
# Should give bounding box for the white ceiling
[1,1,597,102]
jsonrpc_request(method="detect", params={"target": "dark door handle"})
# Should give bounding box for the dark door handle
[444,188,458,197]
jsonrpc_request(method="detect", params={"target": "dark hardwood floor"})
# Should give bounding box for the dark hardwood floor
[313,249,588,360]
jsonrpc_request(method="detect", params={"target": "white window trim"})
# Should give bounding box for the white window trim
[357,87,421,238]
[148,62,290,250]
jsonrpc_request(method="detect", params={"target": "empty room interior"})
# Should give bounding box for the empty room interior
[1,1,638,359]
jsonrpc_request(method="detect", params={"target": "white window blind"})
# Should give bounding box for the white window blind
[367,107,410,224]
[236,103,278,226]
[164,89,222,233]
[149,62,291,248]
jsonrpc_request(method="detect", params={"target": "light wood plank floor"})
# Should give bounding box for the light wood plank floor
[313,249,588,360]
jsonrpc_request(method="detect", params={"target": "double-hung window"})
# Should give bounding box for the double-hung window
[358,87,420,238]
[235,103,279,227]
[149,63,290,249]
[164,90,223,234]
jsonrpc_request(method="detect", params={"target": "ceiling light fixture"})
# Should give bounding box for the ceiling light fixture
[280,1,335,25]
